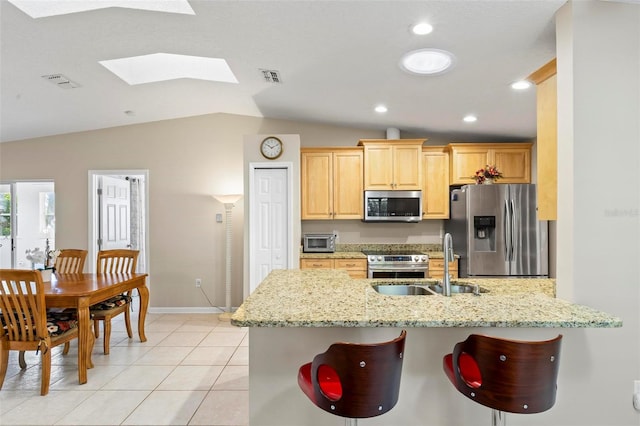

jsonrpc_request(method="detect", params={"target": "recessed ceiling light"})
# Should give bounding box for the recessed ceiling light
[99,53,238,85]
[411,23,433,35]
[374,105,388,113]
[511,80,532,90]
[463,115,478,123]
[8,0,194,18]
[400,49,455,75]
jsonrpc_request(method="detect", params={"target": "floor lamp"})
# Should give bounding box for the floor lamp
[213,194,242,321]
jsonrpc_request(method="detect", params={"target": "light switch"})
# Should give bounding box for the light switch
[216,213,223,223]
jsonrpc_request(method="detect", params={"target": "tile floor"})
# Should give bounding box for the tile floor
[0,312,248,426]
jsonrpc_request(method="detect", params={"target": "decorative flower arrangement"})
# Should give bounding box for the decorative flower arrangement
[25,248,46,269]
[474,165,502,184]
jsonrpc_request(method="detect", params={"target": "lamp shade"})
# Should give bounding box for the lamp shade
[213,194,243,204]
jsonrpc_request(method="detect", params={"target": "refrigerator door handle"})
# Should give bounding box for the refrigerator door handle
[504,199,511,261]
[510,199,517,262]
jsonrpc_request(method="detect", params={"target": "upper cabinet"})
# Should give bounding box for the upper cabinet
[358,139,425,190]
[301,147,363,220]
[528,59,557,220]
[422,147,450,219]
[447,143,532,185]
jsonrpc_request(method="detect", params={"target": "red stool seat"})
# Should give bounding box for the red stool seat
[443,334,562,426]
[297,330,406,424]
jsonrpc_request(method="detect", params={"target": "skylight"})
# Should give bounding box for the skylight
[99,53,238,85]
[8,0,194,18]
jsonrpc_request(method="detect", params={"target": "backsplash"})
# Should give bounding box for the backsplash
[336,243,442,252]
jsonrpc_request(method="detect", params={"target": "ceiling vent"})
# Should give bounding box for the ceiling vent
[41,74,81,89]
[260,69,282,84]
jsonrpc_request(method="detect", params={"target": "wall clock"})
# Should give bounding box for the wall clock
[260,136,283,160]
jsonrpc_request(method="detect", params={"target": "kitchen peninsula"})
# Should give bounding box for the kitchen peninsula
[232,269,621,425]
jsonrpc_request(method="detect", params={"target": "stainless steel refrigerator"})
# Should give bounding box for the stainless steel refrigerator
[445,184,548,277]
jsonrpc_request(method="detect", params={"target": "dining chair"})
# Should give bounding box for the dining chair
[91,249,139,354]
[0,269,79,395]
[298,330,406,425]
[443,334,562,426]
[54,249,88,274]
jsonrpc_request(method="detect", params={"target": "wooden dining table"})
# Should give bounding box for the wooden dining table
[43,272,149,384]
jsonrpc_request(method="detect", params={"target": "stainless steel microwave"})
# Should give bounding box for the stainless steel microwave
[364,190,422,222]
[303,234,336,253]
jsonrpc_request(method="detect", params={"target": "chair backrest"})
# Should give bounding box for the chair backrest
[450,334,562,414]
[0,269,47,343]
[96,249,139,274]
[310,330,406,418]
[54,249,88,274]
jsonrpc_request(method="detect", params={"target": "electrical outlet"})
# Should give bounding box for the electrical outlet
[633,380,640,411]
[195,278,202,288]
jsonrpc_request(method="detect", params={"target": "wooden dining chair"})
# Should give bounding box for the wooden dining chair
[91,249,139,354]
[0,269,79,395]
[443,334,562,426]
[54,249,88,274]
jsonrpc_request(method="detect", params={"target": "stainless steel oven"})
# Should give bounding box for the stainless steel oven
[364,251,429,279]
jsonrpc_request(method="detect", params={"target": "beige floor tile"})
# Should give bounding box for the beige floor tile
[114,331,172,347]
[101,365,175,390]
[157,365,224,391]
[89,345,153,366]
[50,365,129,391]
[53,390,150,425]
[228,346,248,366]
[121,390,208,425]
[176,319,220,332]
[132,346,193,365]
[181,346,236,366]
[157,331,208,347]
[189,390,248,426]
[0,390,94,425]
[212,366,248,391]
[200,331,246,347]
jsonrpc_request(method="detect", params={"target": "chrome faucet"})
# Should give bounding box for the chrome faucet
[442,233,454,297]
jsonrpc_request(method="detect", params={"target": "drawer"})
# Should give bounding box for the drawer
[334,259,367,271]
[300,258,333,269]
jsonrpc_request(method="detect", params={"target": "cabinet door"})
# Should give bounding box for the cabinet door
[363,145,393,189]
[535,73,557,219]
[301,152,332,219]
[449,146,490,185]
[393,145,422,190]
[333,150,363,219]
[422,149,450,219]
[493,148,531,183]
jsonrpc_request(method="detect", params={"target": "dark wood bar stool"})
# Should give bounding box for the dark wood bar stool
[298,330,406,425]
[443,334,562,426]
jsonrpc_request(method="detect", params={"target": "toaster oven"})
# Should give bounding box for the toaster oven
[303,234,336,253]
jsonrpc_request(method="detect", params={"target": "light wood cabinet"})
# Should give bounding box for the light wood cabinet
[448,143,532,185]
[301,148,363,220]
[300,258,367,279]
[422,147,450,219]
[358,139,425,190]
[428,258,458,279]
[528,59,557,220]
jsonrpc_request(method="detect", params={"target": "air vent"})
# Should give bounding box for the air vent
[260,69,282,84]
[41,74,81,89]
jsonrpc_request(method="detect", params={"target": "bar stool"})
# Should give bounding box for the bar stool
[443,334,562,426]
[298,330,406,425]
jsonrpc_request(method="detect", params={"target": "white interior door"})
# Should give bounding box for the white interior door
[98,176,131,251]
[251,168,288,293]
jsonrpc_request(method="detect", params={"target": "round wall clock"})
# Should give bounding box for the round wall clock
[260,136,283,160]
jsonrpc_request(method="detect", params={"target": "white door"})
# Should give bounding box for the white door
[98,176,131,251]
[251,168,288,293]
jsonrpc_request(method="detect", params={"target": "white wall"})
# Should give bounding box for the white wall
[554,1,639,425]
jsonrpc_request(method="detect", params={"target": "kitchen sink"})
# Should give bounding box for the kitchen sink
[372,282,488,296]
[372,284,436,296]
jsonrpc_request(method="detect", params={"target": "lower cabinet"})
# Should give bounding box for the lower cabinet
[428,258,459,279]
[300,258,367,279]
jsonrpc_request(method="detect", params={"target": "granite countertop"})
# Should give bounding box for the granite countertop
[231,269,622,328]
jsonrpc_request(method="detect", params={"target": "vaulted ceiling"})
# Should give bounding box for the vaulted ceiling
[0,0,567,143]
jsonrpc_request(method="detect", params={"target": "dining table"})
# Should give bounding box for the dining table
[43,272,149,384]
